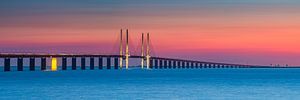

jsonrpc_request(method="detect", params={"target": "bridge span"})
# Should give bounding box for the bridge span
[0,53,264,72]
[0,29,280,72]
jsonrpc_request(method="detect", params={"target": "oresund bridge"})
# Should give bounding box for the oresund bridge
[0,29,280,72]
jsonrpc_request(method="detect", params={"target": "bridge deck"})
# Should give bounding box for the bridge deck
[0,53,266,67]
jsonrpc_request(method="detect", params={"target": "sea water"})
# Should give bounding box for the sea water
[1,68,300,100]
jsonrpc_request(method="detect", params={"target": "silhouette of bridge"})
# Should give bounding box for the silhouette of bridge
[0,29,278,72]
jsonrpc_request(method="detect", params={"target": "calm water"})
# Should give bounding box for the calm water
[1,68,300,100]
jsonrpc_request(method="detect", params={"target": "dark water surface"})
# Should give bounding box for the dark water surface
[1,68,300,100]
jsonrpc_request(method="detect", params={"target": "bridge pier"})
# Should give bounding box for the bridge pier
[226,65,229,68]
[232,65,236,68]
[163,60,167,69]
[176,61,180,68]
[81,57,86,70]
[90,57,95,70]
[4,58,10,72]
[72,57,77,70]
[114,57,118,69]
[150,59,153,69]
[159,59,163,69]
[168,60,172,69]
[192,62,196,68]
[187,62,191,69]
[197,63,200,68]
[29,58,35,71]
[199,63,202,68]
[192,62,195,68]
[99,57,103,69]
[206,63,210,68]
[62,57,67,70]
[173,61,176,69]
[217,64,220,68]
[17,58,23,71]
[179,61,183,68]
[191,62,195,69]
[154,59,158,69]
[41,57,46,71]
[107,57,111,69]
[182,61,185,68]
[203,63,206,68]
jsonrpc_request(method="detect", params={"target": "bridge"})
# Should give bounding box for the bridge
[0,29,277,72]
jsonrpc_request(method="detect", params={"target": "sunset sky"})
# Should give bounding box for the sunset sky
[1,0,300,66]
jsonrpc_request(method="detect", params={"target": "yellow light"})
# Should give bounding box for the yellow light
[51,57,57,71]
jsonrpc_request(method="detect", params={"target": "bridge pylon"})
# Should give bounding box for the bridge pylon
[125,29,130,69]
[141,33,145,69]
[119,29,123,69]
[146,33,151,69]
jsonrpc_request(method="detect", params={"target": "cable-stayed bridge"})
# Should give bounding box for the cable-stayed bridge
[0,29,282,72]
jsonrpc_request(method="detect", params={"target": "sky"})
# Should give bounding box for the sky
[0,0,300,66]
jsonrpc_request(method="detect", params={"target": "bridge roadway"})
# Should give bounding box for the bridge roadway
[0,53,283,72]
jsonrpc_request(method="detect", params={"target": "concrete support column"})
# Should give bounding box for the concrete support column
[81,57,86,70]
[90,57,94,70]
[180,61,183,68]
[41,57,46,71]
[198,63,201,68]
[4,58,10,72]
[150,59,153,69]
[173,61,176,69]
[177,61,180,68]
[164,60,168,69]
[207,63,211,68]
[182,62,185,68]
[158,59,162,69]
[72,57,76,70]
[196,63,200,68]
[29,58,35,71]
[168,60,172,69]
[107,57,111,69]
[225,65,229,68]
[191,62,195,69]
[186,62,190,69]
[154,59,158,69]
[114,57,118,69]
[99,57,103,69]
[17,58,23,71]
[62,57,67,70]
